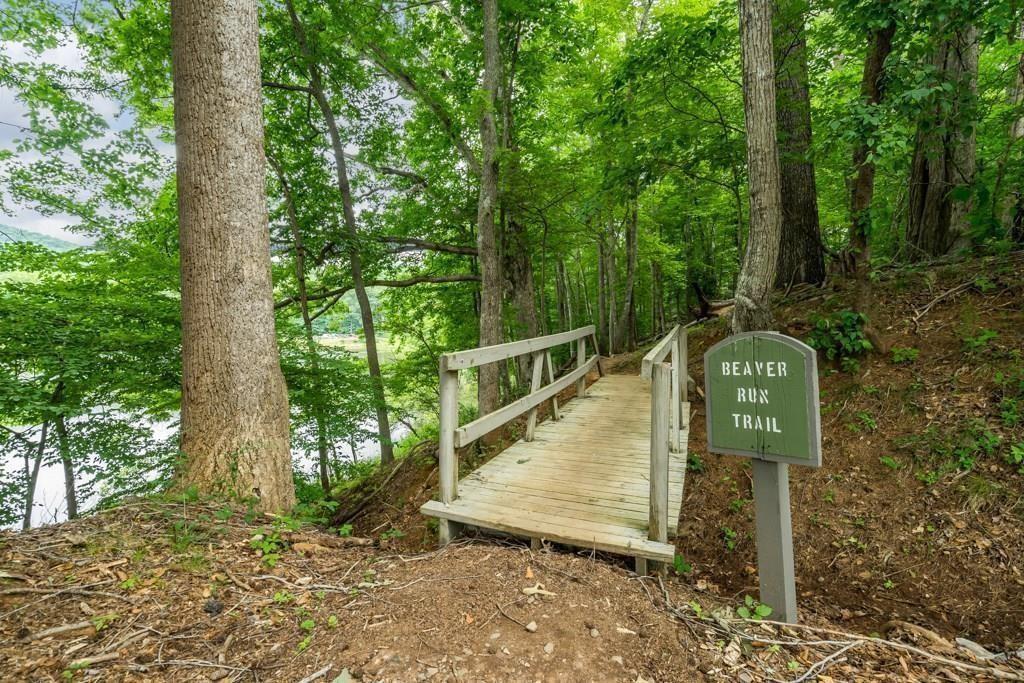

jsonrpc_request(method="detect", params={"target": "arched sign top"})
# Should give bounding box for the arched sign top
[704,331,821,467]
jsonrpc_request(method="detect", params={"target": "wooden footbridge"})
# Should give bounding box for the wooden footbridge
[420,325,691,570]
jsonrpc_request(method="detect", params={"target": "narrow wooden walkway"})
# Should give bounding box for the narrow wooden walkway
[421,375,688,562]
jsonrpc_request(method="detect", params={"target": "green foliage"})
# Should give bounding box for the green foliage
[736,594,772,620]
[890,347,919,364]
[251,528,287,568]
[672,554,693,575]
[1006,443,1024,474]
[720,526,738,552]
[962,328,999,353]
[807,311,873,365]
[897,420,1004,480]
[879,455,902,470]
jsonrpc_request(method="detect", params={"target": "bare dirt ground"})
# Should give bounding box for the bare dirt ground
[3,500,1023,682]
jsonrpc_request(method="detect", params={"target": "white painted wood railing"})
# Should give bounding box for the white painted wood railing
[641,324,689,452]
[436,325,602,540]
[641,325,690,568]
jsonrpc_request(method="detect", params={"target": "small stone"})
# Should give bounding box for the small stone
[611,656,624,666]
[525,621,538,633]
[589,628,600,638]
[501,647,511,656]
[203,598,223,615]
[490,631,501,640]
[543,642,555,655]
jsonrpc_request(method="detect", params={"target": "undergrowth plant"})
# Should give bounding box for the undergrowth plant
[807,311,873,371]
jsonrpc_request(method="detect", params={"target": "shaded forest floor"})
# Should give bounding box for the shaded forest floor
[2,252,1024,681]
[3,500,1023,682]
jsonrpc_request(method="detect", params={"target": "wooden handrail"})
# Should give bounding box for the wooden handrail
[454,356,597,447]
[441,325,595,370]
[435,326,602,543]
[641,324,681,379]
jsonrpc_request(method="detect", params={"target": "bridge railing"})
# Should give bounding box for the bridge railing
[641,324,691,568]
[436,325,602,539]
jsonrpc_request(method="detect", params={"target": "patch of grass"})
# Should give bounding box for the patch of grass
[891,347,919,364]
[879,455,902,470]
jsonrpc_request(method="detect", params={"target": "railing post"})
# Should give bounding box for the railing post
[670,333,681,453]
[525,351,545,440]
[680,327,689,403]
[576,337,587,398]
[438,362,461,545]
[545,350,562,420]
[649,362,671,572]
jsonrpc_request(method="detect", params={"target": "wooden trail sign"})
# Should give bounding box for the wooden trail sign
[704,332,821,624]
[705,332,821,467]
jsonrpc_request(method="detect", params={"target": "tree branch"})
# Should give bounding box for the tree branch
[379,236,477,255]
[262,80,314,94]
[275,273,480,309]
[362,41,481,175]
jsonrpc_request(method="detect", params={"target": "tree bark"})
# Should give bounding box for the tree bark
[614,200,638,351]
[994,20,1024,242]
[286,0,394,465]
[848,24,896,316]
[477,0,503,418]
[906,25,979,258]
[171,0,294,512]
[22,421,48,530]
[734,0,783,333]
[54,414,77,520]
[773,0,824,287]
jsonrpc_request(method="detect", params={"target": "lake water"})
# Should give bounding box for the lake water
[6,417,406,529]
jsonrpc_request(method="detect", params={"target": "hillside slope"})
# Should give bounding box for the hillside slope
[2,501,1021,682]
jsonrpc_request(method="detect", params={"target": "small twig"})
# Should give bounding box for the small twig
[297,664,333,683]
[68,652,121,668]
[25,621,94,641]
[495,598,528,630]
[785,641,859,683]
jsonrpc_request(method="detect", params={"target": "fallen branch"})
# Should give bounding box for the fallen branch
[68,652,121,668]
[25,621,94,641]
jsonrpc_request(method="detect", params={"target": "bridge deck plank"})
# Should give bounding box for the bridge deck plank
[420,375,689,561]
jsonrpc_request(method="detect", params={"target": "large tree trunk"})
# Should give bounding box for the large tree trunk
[773,0,824,287]
[22,421,48,530]
[477,0,503,417]
[848,24,896,316]
[906,25,979,259]
[286,0,394,465]
[734,0,783,333]
[171,0,294,512]
[55,414,77,520]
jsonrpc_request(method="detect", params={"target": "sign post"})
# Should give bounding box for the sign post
[704,332,820,623]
